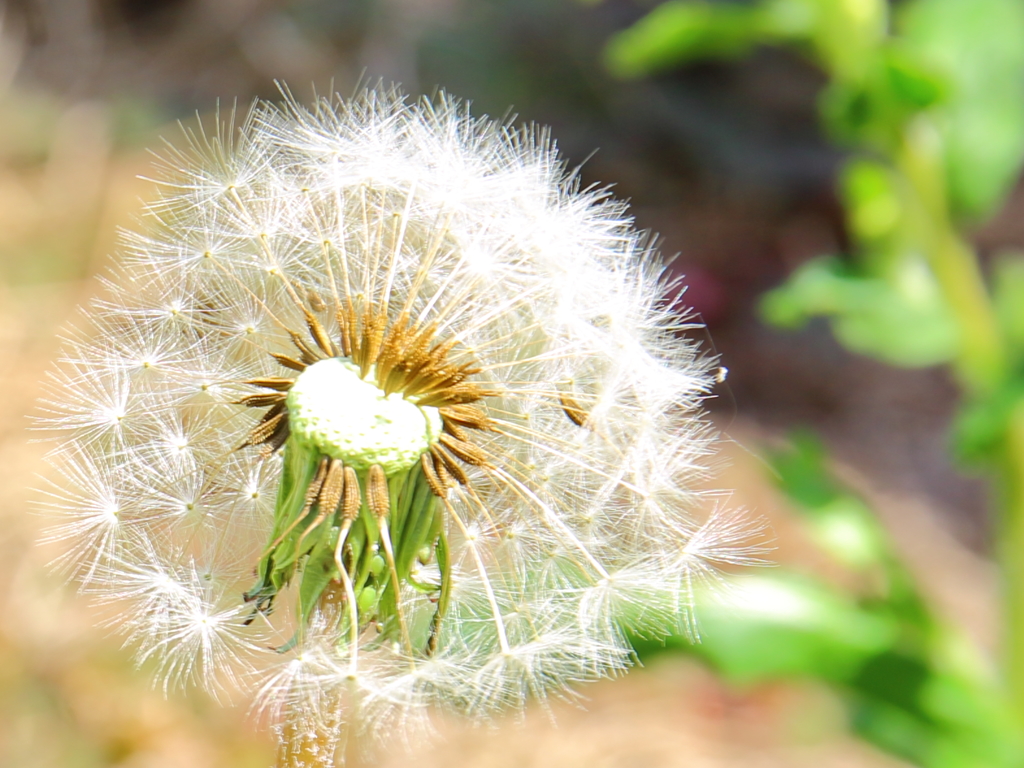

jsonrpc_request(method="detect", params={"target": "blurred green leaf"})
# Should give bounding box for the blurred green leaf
[852,695,936,767]
[639,573,898,684]
[900,0,1024,219]
[756,0,817,39]
[851,659,1022,768]
[603,0,888,79]
[843,159,902,242]
[800,0,888,79]
[604,1,759,78]
[993,252,1024,361]
[883,47,946,111]
[604,2,1024,764]
[770,431,840,508]
[880,47,942,109]
[630,430,1022,767]
[819,47,946,150]
[770,431,887,569]
[809,501,882,570]
[921,674,1023,763]
[768,432,933,627]
[636,570,1020,766]
[818,78,887,147]
[952,380,1024,464]
[760,256,958,367]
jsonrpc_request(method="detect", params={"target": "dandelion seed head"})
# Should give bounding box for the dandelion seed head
[37,85,753,760]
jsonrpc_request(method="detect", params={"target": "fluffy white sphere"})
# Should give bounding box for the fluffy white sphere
[37,86,753,765]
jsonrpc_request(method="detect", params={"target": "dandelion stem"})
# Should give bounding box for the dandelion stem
[277,720,327,768]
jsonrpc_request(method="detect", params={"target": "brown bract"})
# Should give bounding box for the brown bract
[237,294,498,524]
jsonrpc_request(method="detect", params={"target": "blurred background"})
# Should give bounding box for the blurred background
[2,0,1022,766]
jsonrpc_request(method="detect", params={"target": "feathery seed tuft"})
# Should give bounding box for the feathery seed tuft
[37,86,759,764]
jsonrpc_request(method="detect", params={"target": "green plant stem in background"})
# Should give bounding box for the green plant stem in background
[1000,407,1024,726]
[898,118,1024,725]
[278,720,343,768]
[898,116,1024,725]
[603,0,1024,759]
[897,120,1006,395]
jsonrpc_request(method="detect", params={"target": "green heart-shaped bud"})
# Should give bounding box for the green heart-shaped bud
[286,357,443,473]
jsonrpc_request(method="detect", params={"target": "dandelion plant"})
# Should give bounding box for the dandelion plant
[38,87,748,765]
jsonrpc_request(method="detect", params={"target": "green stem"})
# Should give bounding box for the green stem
[899,118,1024,722]
[1001,408,1024,725]
[898,119,1006,395]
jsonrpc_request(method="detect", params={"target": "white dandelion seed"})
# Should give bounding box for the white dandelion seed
[37,86,755,764]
